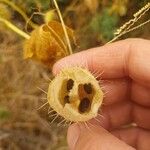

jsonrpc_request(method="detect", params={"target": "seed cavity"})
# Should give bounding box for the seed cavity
[64,95,70,104]
[78,97,91,113]
[67,79,74,91]
[84,83,92,94]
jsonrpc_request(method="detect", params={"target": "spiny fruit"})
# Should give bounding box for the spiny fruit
[47,67,103,122]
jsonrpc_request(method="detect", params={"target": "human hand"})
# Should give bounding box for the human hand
[53,38,150,150]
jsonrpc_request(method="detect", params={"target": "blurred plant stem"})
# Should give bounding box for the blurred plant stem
[108,18,150,43]
[0,0,38,28]
[0,17,30,39]
[53,0,73,55]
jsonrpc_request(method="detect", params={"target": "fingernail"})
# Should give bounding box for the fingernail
[67,123,80,150]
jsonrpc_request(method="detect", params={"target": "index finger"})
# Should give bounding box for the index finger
[53,38,150,87]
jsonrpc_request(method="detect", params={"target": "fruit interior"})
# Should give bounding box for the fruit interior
[59,78,95,114]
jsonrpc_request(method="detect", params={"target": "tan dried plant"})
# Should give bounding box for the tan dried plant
[24,21,75,68]
[109,2,150,43]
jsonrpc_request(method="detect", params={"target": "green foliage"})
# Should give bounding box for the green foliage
[0,106,11,120]
[90,9,119,41]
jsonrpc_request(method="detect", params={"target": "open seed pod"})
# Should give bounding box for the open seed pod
[47,67,103,122]
[23,21,75,68]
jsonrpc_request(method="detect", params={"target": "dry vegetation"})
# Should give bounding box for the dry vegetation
[0,30,68,149]
[0,0,150,149]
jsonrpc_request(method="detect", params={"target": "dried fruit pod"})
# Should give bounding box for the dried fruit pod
[23,21,75,68]
[47,67,103,122]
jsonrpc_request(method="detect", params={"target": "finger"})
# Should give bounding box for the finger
[92,101,150,130]
[102,78,130,105]
[111,127,150,150]
[91,101,132,130]
[67,123,135,150]
[53,38,150,87]
[131,81,150,107]
[133,104,150,129]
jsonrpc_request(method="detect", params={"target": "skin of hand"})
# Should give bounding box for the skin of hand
[53,38,150,150]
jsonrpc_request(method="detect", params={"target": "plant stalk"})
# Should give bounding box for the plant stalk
[0,0,38,29]
[53,0,73,55]
[0,17,30,39]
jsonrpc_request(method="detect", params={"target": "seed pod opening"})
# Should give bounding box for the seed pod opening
[47,67,103,122]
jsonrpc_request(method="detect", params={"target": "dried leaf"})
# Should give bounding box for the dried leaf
[23,21,75,68]
[44,10,56,23]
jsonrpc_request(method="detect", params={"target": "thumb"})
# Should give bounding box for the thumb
[67,123,135,150]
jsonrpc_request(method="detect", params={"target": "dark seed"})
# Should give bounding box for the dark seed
[84,83,92,94]
[64,95,70,104]
[67,79,74,91]
[79,97,90,113]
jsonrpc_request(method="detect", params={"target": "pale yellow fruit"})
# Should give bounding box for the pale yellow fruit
[47,67,103,122]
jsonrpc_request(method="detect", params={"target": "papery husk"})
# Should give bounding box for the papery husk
[23,21,75,68]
